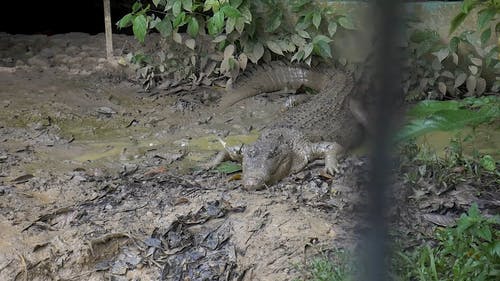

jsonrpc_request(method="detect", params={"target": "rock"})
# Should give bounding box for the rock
[27,55,49,68]
[39,47,57,59]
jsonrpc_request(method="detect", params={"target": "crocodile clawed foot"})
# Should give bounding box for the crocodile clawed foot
[203,137,244,170]
[324,153,341,175]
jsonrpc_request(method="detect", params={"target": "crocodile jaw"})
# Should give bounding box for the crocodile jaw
[242,137,293,190]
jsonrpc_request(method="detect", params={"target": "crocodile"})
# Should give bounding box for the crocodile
[218,61,366,190]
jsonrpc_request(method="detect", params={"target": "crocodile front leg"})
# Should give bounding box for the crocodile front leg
[204,137,243,169]
[310,142,345,175]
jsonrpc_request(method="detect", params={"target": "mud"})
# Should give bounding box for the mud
[0,32,498,281]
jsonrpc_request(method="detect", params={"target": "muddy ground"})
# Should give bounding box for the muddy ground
[0,32,498,281]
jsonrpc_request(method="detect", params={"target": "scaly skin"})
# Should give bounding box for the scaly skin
[220,62,365,190]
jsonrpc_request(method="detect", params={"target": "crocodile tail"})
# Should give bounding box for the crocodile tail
[220,61,332,107]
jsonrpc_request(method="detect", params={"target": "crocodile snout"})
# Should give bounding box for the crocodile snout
[243,176,266,191]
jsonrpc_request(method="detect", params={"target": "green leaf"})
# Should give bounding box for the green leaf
[132,2,142,13]
[313,40,332,58]
[207,11,225,35]
[230,0,243,8]
[266,40,283,55]
[297,11,314,30]
[172,0,182,16]
[155,17,172,37]
[291,0,309,11]
[173,12,186,28]
[449,12,468,35]
[328,22,337,37]
[248,42,264,63]
[312,11,321,29]
[449,36,460,53]
[478,8,496,30]
[338,16,355,30]
[215,161,242,174]
[182,0,192,12]
[241,6,252,23]
[187,17,199,37]
[296,29,310,39]
[303,43,313,58]
[221,5,241,18]
[204,0,219,12]
[117,13,133,28]
[291,50,305,62]
[480,28,491,46]
[480,155,496,172]
[266,11,282,32]
[462,0,478,13]
[312,35,332,44]
[226,17,235,34]
[133,15,148,43]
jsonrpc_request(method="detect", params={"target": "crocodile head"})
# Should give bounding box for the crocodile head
[242,134,294,190]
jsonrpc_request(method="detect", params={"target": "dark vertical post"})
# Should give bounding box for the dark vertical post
[361,1,403,281]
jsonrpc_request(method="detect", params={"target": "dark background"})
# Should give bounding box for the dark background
[0,0,135,35]
[0,0,462,35]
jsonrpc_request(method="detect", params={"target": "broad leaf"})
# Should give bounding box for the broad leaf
[215,161,241,174]
[155,17,173,37]
[133,15,148,43]
[182,0,192,12]
[266,11,282,32]
[187,17,199,37]
[221,5,241,18]
[338,16,355,30]
[477,8,496,30]
[117,13,133,28]
[449,12,467,35]
[172,0,182,16]
[266,40,283,55]
[312,11,321,29]
[480,28,491,46]
[328,22,337,37]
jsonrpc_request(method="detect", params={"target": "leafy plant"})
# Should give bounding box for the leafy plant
[397,96,500,141]
[215,161,241,173]
[293,249,355,281]
[450,0,500,47]
[403,26,500,101]
[117,0,356,90]
[394,204,500,281]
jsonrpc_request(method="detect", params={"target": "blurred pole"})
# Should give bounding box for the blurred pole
[103,0,114,61]
[361,0,403,281]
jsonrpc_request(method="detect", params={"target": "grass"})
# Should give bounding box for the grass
[293,249,355,281]
[295,205,499,281]
[394,204,500,281]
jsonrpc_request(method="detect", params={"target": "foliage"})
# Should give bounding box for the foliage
[394,204,500,281]
[403,26,500,101]
[293,249,355,281]
[117,0,356,90]
[399,134,498,191]
[214,161,241,173]
[397,96,500,141]
[449,0,500,44]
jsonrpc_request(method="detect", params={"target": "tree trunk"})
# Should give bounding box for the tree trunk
[103,0,113,61]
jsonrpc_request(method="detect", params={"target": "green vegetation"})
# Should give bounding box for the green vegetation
[398,96,499,141]
[450,0,500,41]
[293,249,355,281]
[296,205,499,281]
[395,204,500,281]
[404,27,499,101]
[118,0,355,90]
